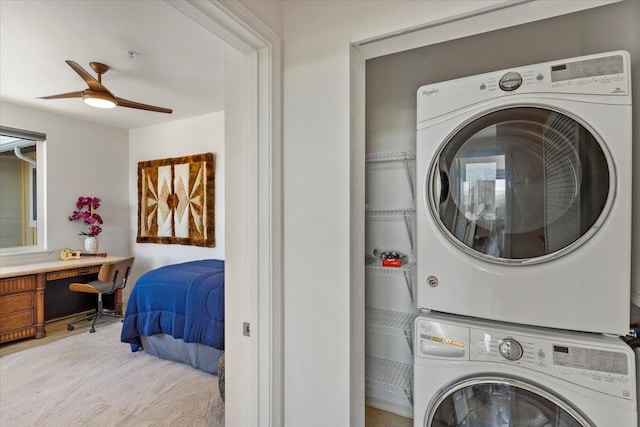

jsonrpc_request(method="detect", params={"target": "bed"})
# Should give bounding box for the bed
[120,259,225,376]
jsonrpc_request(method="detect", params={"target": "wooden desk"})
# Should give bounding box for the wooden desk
[0,256,124,344]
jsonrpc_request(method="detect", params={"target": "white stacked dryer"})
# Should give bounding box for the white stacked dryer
[415,51,633,336]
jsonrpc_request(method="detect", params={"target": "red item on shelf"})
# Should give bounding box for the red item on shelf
[382,257,403,267]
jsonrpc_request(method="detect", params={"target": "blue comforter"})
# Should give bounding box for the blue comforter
[121,259,224,352]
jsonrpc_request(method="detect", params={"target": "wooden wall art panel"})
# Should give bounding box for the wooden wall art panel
[137,152,215,247]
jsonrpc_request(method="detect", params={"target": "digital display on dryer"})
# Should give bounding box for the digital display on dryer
[550,54,624,82]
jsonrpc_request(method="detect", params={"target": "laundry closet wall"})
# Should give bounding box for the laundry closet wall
[366,0,640,331]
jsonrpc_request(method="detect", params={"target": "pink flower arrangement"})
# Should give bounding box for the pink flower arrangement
[69,196,103,236]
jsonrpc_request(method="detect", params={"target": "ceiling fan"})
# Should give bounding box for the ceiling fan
[38,60,172,114]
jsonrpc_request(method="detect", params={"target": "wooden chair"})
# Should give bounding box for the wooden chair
[66,257,135,333]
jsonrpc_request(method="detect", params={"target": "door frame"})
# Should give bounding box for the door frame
[167,1,283,426]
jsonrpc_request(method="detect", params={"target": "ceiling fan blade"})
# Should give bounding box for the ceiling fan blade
[40,60,170,114]
[65,60,111,93]
[37,91,84,99]
[115,97,173,114]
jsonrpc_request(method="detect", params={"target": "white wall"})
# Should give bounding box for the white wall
[0,101,130,259]
[128,112,225,289]
[0,103,225,290]
[241,0,283,38]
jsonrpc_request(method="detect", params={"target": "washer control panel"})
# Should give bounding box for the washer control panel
[498,338,523,361]
[415,317,635,401]
[469,328,633,400]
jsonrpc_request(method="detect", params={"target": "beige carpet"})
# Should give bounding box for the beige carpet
[0,322,223,427]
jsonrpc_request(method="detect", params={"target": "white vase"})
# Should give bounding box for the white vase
[84,236,98,253]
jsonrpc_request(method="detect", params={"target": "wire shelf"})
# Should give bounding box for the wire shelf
[366,307,415,336]
[365,208,416,218]
[366,261,415,276]
[365,356,413,398]
[366,150,415,163]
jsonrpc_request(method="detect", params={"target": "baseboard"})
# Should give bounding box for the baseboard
[365,395,413,419]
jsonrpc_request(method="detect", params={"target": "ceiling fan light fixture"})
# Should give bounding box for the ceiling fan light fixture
[40,61,171,113]
[82,91,116,109]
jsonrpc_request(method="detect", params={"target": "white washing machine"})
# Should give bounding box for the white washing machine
[415,51,632,335]
[414,311,637,427]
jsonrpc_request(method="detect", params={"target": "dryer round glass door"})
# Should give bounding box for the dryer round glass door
[429,106,612,264]
[425,377,593,427]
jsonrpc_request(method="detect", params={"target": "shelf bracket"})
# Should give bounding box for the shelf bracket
[403,270,414,304]
[403,157,415,202]
[403,329,413,354]
[404,385,414,408]
[403,214,414,253]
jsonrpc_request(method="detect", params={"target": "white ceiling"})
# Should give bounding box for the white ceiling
[0,0,225,130]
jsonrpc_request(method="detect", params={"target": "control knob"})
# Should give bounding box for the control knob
[499,71,523,91]
[498,338,523,361]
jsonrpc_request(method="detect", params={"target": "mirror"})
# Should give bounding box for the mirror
[0,126,45,251]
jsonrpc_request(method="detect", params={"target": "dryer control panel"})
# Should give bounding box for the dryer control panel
[416,50,631,124]
[550,54,624,83]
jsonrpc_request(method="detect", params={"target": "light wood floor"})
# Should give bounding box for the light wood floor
[2,318,412,426]
[0,315,121,357]
[366,405,413,427]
